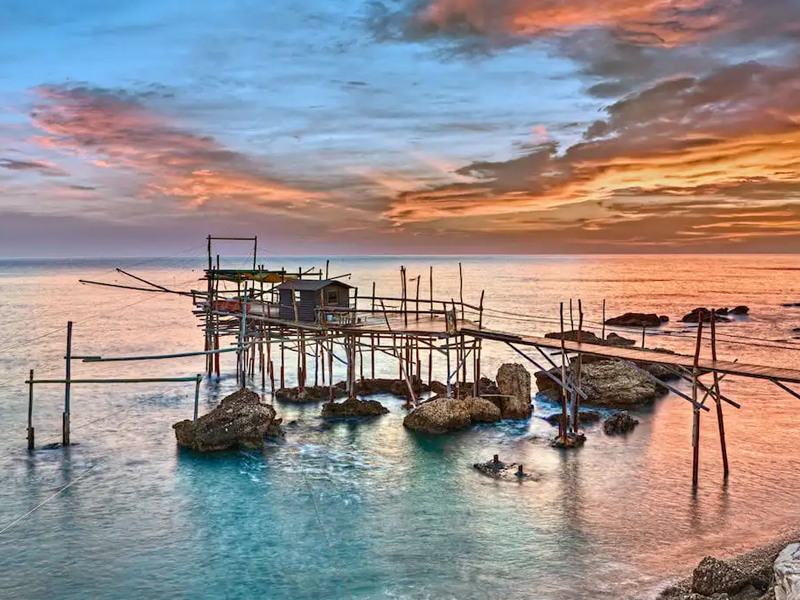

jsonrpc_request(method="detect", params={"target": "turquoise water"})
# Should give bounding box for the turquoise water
[2,255,800,599]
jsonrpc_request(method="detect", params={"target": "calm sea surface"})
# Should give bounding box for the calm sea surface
[1,254,800,600]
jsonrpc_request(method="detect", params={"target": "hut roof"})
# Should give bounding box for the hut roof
[274,279,353,291]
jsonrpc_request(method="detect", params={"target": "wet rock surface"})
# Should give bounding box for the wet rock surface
[550,432,586,448]
[494,363,532,419]
[603,411,639,435]
[692,557,752,597]
[773,543,800,600]
[606,332,637,346]
[403,396,501,434]
[682,308,733,323]
[605,312,667,327]
[173,388,283,452]
[321,397,389,418]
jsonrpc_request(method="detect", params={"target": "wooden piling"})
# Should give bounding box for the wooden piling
[27,369,34,450]
[711,310,730,478]
[193,374,201,422]
[559,303,568,441]
[692,319,704,488]
[602,299,606,340]
[459,262,464,320]
[63,320,72,446]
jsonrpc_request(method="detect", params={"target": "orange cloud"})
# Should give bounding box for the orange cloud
[30,85,324,213]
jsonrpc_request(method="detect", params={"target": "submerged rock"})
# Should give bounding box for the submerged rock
[403,396,500,434]
[276,383,346,403]
[730,305,750,315]
[605,312,667,328]
[545,329,605,344]
[173,388,283,452]
[473,457,536,481]
[494,363,532,419]
[606,332,637,347]
[544,410,602,427]
[692,557,751,597]
[550,432,586,448]
[321,397,389,418]
[603,411,639,435]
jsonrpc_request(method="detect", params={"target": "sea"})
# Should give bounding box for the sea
[1,254,799,600]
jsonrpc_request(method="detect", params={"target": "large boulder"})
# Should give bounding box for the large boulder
[603,411,639,435]
[692,557,750,597]
[536,359,664,408]
[731,305,750,315]
[774,543,800,600]
[495,363,532,419]
[321,397,389,418]
[544,410,602,427]
[605,312,666,327]
[173,388,283,452]
[606,332,637,347]
[403,396,500,434]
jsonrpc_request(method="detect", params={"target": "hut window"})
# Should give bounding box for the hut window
[326,289,339,304]
[294,291,301,302]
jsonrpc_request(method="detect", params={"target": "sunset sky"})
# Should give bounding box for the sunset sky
[2,0,800,255]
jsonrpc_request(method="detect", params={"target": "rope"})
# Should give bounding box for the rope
[299,462,354,600]
[0,460,101,535]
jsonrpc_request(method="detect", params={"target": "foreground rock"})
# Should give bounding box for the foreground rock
[403,396,500,434]
[536,359,667,408]
[774,543,800,600]
[692,557,752,597]
[321,397,389,418]
[173,388,283,451]
[544,410,602,427]
[276,384,346,403]
[605,312,668,327]
[473,457,535,481]
[494,363,532,419]
[603,411,639,435]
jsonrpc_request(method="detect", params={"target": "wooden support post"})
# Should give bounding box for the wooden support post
[559,303,568,441]
[415,276,420,322]
[328,333,334,401]
[602,299,606,340]
[692,319,704,488]
[569,298,574,331]
[478,290,485,330]
[193,374,201,422]
[641,324,646,349]
[315,340,319,387]
[572,302,583,434]
[429,266,434,317]
[300,330,307,392]
[458,262,464,320]
[280,339,285,389]
[711,310,730,478]
[371,333,376,379]
[63,320,72,446]
[446,339,452,398]
[371,282,376,313]
[27,369,34,450]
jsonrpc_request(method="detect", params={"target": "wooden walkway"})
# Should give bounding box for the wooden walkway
[464,327,800,384]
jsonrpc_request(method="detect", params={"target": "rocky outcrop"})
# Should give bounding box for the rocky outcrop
[605,312,667,327]
[606,332,637,347]
[173,388,283,452]
[495,363,532,419]
[353,377,429,399]
[536,359,666,408]
[682,308,733,323]
[321,397,389,418]
[545,329,605,344]
[774,543,800,600]
[403,396,500,434]
[603,411,639,435]
[692,557,751,597]
[730,305,750,315]
[473,457,535,481]
[276,384,346,403]
[544,411,602,427]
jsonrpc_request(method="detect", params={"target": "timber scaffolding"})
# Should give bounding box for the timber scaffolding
[30,234,800,489]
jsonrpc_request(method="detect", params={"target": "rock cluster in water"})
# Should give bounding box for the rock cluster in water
[173,388,283,452]
[403,396,500,434]
[602,411,639,435]
[494,363,532,419]
[681,306,749,323]
[321,397,389,418]
[276,384,346,403]
[605,312,669,327]
[544,410,602,427]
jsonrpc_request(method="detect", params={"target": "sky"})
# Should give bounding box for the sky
[2,0,800,256]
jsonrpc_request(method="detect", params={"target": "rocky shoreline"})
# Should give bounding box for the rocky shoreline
[655,527,800,600]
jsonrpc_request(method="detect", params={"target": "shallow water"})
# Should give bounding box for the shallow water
[1,254,800,599]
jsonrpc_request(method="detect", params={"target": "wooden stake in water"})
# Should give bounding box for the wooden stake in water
[193,374,202,422]
[692,318,704,489]
[27,369,34,450]
[63,321,72,446]
[710,310,730,478]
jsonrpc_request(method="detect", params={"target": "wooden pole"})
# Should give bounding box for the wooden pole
[328,332,334,401]
[371,282,376,313]
[559,303,568,441]
[711,310,730,478]
[193,374,201,422]
[459,262,464,320]
[415,276,420,322]
[371,333,376,379]
[27,369,34,450]
[63,320,72,446]
[569,299,574,331]
[602,299,606,340]
[572,301,583,433]
[692,319,704,488]
[641,324,646,349]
